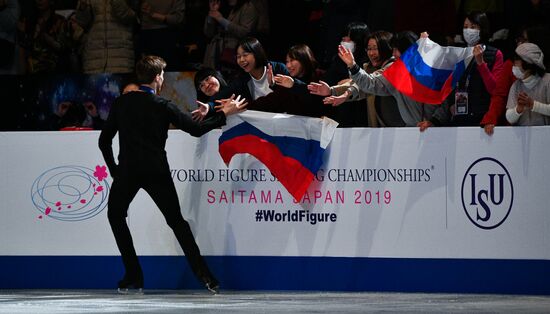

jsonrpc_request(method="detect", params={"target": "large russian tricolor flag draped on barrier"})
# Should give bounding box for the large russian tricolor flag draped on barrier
[219,110,338,201]
[382,37,474,105]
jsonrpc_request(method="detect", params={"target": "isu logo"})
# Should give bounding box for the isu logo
[461,157,514,229]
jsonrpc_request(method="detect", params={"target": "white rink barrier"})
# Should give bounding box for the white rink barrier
[1,127,549,294]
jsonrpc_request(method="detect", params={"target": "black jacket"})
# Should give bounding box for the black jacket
[99,91,226,177]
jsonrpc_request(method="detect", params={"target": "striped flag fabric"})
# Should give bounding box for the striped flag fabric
[382,37,474,105]
[219,110,338,201]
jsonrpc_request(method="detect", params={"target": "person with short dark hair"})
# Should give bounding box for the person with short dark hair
[310,31,398,127]
[390,31,418,59]
[322,21,370,87]
[419,12,505,131]
[243,43,326,118]
[190,67,232,121]
[98,55,246,294]
[194,67,229,103]
[309,32,438,127]
[233,37,290,101]
[317,21,370,127]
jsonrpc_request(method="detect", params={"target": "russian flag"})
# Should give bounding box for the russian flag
[219,111,338,201]
[382,37,474,105]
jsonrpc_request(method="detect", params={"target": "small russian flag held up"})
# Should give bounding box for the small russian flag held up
[383,37,474,105]
[219,111,338,201]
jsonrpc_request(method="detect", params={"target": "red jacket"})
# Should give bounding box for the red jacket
[480,60,516,126]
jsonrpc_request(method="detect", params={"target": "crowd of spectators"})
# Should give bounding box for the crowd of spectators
[0,0,549,131]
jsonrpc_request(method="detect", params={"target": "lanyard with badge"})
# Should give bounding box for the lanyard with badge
[454,62,474,116]
[455,45,486,116]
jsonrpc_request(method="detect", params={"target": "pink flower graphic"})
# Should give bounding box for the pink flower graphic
[93,165,108,182]
[32,165,111,222]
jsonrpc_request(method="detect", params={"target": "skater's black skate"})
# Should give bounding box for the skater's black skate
[117,274,144,295]
[202,277,220,294]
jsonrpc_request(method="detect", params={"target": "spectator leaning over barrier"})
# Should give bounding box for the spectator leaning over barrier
[418,11,504,131]
[232,37,289,101]
[308,32,437,127]
[192,67,234,121]
[320,21,370,127]
[321,31,395,127]
[195,37,299,120]
[243,43,326,118]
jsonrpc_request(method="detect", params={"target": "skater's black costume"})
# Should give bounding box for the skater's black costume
[99,85,223,292]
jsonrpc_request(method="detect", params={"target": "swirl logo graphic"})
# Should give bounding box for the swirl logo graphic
[31,165,110,221]
[461,157,514,229]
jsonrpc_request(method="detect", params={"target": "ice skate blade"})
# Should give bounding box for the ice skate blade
[117,288,144,295]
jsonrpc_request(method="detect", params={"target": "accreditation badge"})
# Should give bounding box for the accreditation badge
[455,91,469,115]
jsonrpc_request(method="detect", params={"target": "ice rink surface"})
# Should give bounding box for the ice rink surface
[1,290,550,313]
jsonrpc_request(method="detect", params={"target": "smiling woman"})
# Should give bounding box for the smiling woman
[285,44,319,83]
[226,37,329,117]
[193,67,229,105]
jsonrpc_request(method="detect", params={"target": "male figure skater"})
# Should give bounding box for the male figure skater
[99,55,246,294]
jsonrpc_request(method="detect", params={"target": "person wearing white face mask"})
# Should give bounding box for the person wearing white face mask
[322,22,369,87]
[418,11,504,131]
[480,25,550,135]
[460,12,504,93]
[505,43,550,125]
[309,31,439,128]
[318,31,396,127]
[462,28,479,47]
[340,41,355,54]
[319,21,369,126]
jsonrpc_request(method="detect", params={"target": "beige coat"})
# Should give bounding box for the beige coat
[75,0,137,74]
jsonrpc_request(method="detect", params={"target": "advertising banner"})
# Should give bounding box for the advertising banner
[1,127,549,293]
[1,127,547,260]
